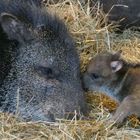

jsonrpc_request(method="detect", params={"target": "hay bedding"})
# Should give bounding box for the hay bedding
[1,1,140,139]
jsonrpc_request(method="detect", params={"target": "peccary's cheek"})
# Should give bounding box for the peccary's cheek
[42,92,65,119]
[41,80,85,119]
[45,79,61,95]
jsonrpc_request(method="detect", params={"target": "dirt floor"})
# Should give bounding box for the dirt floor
[0,1,140,139]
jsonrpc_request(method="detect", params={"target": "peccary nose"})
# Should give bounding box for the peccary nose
[81,73,89,92]
[45,112,55,122]
[83,87,88,92]
[34,114,55,122]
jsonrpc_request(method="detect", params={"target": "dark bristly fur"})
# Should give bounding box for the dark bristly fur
[0,0,69,42]
[0,0,87,121]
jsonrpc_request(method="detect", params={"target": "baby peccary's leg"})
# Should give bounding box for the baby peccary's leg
[111,95,140,124]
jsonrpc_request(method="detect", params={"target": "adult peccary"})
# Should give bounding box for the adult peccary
[0,0,87,121]
[89,0,140,30]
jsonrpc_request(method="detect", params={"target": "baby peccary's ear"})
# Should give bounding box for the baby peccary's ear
[0,13,32,43]
[110,61,123,72]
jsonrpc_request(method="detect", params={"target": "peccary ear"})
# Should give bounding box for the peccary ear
[110,61,123,72]
[0,13,32,43]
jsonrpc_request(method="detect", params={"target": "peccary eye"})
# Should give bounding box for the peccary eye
[91,73,100,80]
[45,68,53,75]
[111,66,116,71]
[34,66,54,79]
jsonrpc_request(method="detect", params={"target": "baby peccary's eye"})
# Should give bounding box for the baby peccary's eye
[34,66,54,79]
[91,73,100,80]
[111,66,116,71]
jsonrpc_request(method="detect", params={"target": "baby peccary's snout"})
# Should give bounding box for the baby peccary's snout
[83,51,140,124]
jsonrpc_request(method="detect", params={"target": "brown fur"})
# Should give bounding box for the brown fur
[83,51,140,124]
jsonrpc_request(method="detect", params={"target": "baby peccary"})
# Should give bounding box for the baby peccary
[83,51,140,124]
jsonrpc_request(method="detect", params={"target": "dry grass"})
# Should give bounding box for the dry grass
[1,0,140,139]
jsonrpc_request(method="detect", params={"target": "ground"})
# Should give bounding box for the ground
[0,1,140,139]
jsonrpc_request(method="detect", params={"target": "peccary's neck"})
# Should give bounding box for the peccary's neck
[112,68,131,102]
[113,62,140,102]
[102,65,132,103]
